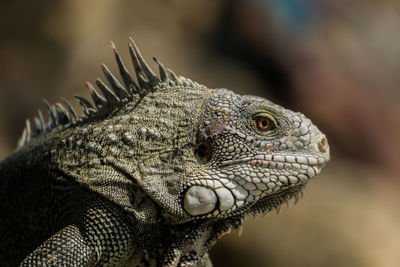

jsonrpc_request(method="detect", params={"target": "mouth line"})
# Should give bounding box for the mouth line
[220,154,329,168]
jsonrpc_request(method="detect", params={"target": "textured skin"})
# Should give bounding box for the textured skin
[0,40,329,266]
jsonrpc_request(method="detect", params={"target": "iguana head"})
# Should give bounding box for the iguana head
[182,89,330,219]
[130,82,329,226]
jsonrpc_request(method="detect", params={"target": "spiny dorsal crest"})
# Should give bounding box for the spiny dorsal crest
[17,38,198,148]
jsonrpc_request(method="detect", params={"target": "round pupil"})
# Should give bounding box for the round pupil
[261,119,269,127]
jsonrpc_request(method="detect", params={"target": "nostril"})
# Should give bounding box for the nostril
[317,137,327,153]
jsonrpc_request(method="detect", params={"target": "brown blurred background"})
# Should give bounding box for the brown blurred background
[1,0,400,266]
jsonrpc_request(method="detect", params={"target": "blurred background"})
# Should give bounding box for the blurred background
[1,0,400,266]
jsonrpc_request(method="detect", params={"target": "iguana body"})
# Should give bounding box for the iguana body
[0,39,329,266]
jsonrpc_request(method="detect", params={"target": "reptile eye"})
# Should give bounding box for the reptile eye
[254,114,276,132]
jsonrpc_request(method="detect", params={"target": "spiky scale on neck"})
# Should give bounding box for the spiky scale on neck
[17,39,175,150]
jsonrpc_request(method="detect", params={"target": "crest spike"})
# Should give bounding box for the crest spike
[128,43,149,91]
[86,81,107,109]
[153,57,169,82]
[42,99,57,128]
[18,128,27,148]
[86,108,97,115]
[33,116,42,136]
[38,109,45,129]
[25,119,32,142]
[111,41,139,95]
[101,64,130,99]
[95,78,120,104]
[62,98,77,121]
[129,37,160,87]
[74,94,96,116]
[55,103,70,124]
[167,68,181,84]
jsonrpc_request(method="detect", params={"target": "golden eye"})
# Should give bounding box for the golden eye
[254,115,276,132]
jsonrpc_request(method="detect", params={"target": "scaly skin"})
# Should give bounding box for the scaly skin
[0,39,329,266]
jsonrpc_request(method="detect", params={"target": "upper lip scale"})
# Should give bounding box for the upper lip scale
[220,154,329,167]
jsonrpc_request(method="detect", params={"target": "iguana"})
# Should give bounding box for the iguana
[0,38,330,266]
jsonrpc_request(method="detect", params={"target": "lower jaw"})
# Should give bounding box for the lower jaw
[246,183,308,216]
